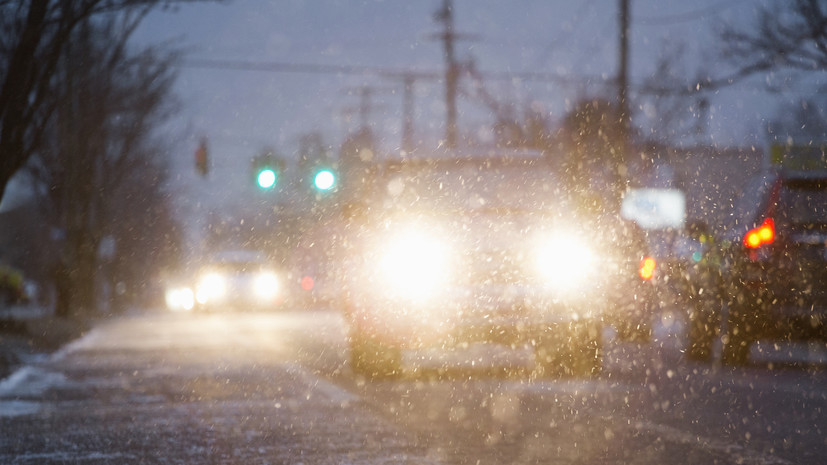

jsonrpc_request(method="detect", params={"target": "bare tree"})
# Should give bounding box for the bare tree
[767,96,827,145]
[26,14,180,317]
[559,97,628,206]
[106,153,183,311]
[717,0,827,86]
[640,41,712,145]
[635,1,826,134]
[715,1,827,148]
[0,0,214,205]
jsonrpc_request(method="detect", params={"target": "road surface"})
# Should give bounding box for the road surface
[1,308,825,464]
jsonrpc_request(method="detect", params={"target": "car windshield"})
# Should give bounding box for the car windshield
[381,157,566,212]
[2,2,826,465]
[205,261,264,273]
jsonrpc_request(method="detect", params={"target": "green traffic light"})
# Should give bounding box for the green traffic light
[313,169,335,190]
[257,169,277,189]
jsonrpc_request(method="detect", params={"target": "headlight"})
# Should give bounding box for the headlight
[254,271,279,300]
[165,287,194,311]
[378,230,451,300]
[535,232,596,292]
[196,272,226,304]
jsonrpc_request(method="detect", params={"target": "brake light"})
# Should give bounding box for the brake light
[744,218,775,249]
[639,257,656,281]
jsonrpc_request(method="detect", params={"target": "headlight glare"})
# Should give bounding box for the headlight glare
[254,272,279,299]
[165,287,194,311]
[536,233,596,291]
[196,272,226,303]
[378,231,450,299]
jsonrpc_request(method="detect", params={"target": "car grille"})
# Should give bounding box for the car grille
[463,249,528,284]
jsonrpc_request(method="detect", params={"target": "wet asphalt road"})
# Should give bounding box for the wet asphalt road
[0,308,825,464]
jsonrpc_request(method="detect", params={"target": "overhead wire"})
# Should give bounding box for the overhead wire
[635,0,748,26]
[181,58,820,96]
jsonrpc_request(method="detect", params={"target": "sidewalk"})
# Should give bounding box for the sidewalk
[0,312,440,464]
[0,306,90,380]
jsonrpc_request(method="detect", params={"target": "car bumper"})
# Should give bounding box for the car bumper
[346,284,615,347]
[197,290,283,311]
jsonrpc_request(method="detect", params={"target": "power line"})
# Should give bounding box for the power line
[181,59,438,80]
[181,58,821,96]
[181,58,605,86]
[636,0,747,26]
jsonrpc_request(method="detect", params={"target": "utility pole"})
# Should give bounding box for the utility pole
[351,86,377,130]
[341,85,388,132]
[618,0,630,168]
[434,0,460,149]
[380,71,436,155]
[401,74,415,154]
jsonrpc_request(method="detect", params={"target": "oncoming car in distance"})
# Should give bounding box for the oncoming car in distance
[191,250,283,312]
[165,283,196,312]
[340,152,657,378]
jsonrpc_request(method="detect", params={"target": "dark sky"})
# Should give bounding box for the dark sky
[124,0,791,233]
[133,0,778,161]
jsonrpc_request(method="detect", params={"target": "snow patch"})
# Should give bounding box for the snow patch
[284,362,360,405]
[0,400,41,417]
[0,366,67,397]
[52,326,106,360]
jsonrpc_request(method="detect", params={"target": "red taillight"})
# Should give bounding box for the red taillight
[639,257,656,281]
[744,218,775,249]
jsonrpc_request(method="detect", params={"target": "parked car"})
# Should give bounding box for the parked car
[340,152,657,378]
[721,168,827,365]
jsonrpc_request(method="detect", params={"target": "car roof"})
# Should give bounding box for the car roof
[207,249,269,264]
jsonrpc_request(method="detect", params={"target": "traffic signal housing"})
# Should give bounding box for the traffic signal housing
[195,138,209,176]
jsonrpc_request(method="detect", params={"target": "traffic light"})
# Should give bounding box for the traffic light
[257,168,277,189]
[251,152,283,190]
[194,138,208,176]
[313,168,336,191]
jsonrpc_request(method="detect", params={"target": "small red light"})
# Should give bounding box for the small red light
[744,218,774,249]
[639,257,656,281]
[301,275,315,291]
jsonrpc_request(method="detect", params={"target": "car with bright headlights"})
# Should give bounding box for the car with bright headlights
[341,152,657,378]
[192,250,283,312]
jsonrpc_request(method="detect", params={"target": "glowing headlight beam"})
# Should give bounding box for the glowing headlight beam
[196,272,226,304]
[378,231,450,299]
[254,272,280,299]
[165,287,194,311]
[535,233,596,291]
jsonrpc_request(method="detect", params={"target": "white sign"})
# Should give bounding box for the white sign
[621,188,686,229]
